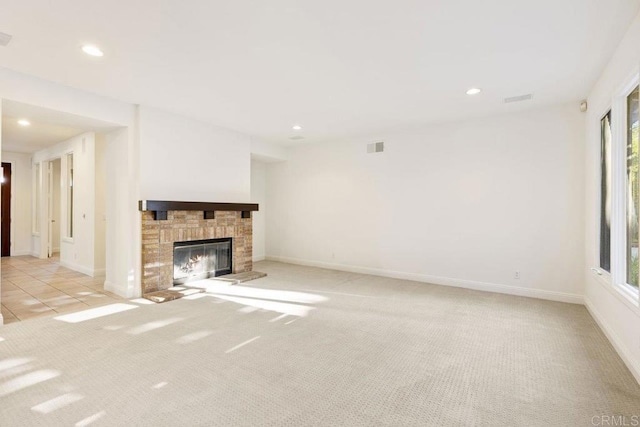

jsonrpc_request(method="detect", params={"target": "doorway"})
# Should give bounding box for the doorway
[1,98,134,302]
[1,162,11,256]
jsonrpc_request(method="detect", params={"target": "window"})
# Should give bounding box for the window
[66,153,74,239]
[600,111,612,272]
[627,86,639,287]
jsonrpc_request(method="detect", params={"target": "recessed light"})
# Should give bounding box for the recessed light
[82,45,104,57]
[292,125,302,131]
[17,119,30,126]
[466,88,482,96]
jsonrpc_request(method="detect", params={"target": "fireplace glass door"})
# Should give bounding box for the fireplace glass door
[173,238,232,284]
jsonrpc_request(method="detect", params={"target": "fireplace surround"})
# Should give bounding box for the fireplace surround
[140,201,258,294]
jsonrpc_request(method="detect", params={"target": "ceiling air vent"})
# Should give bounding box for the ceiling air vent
[367,141,384,154]
[504,94,533,104]
[0,32,12,47]
[289,135,304,141]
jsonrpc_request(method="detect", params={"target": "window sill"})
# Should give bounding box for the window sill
[591,267,640,315]
[62,237,74,244]
[613,282,639,308]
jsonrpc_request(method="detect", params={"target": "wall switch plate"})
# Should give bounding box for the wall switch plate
[514,271,520,279]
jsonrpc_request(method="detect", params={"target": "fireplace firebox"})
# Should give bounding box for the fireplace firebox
[173,238,232,284]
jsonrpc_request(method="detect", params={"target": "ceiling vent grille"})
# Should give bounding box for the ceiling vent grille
[504,94,533,103]
[0,32,12,47]
[367,141,384,154]
[289,135,304,141]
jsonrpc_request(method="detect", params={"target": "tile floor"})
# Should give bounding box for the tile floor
[1,255,123,324]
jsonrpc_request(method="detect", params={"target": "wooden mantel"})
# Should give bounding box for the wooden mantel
[139,200,259,220]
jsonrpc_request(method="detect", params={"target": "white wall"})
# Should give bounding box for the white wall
[94,134,107,275]
[0,151,32,256]
[138,106,251,202]
[251,160,267,261]
[584,11,640,383]
[251,139,288,163]
[0,68,138,303]
[32,132,97,276]
[104,126,139,297]
[266,103,585,303]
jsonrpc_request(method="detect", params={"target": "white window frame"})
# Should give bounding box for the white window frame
[597,107,613,283]
[63,151,74,243]
[610,73,640,302]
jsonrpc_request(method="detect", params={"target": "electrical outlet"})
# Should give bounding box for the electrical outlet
[514,271,520,279]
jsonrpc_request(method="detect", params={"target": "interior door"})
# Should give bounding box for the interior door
[1,162,11,257]
[47,161,53,258]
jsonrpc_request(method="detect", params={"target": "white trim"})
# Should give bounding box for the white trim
[595,110,612,272]
[265,256,583,304]
[591,267,640,315]
[609,75,640,296]
[253,255,266,262]
[0,313,4,326]
[10,250,31,256]
[616,72,640,101]
[59,259,103,278]
[584,297,640,385]
[614,282,640,314]
[59,259,91,276]
[104,280,136,299]
[611,91,627,288]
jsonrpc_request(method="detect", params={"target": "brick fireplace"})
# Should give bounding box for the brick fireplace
[140,201,258,294]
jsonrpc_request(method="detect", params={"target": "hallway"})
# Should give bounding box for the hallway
[1,256,122,323]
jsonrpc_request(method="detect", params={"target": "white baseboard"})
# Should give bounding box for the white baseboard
[104,280,117,295]
[0,313,4,326]
[265,255,584,304]
[253,255,266,262]
[60,260,92,276]
[59,260,106,278]
[584,297,640,385]
[104,280,139,299]
[10,250,32,256]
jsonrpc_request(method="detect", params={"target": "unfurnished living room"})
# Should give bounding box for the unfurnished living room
[1,1,640,426]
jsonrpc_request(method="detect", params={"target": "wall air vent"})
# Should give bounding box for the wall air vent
[289,135,304,141]
[504,94,533,103]
[367,141,384,154]
[0,32,12,47]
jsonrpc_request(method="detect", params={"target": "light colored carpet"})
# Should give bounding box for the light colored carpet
[0,261,639,426]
